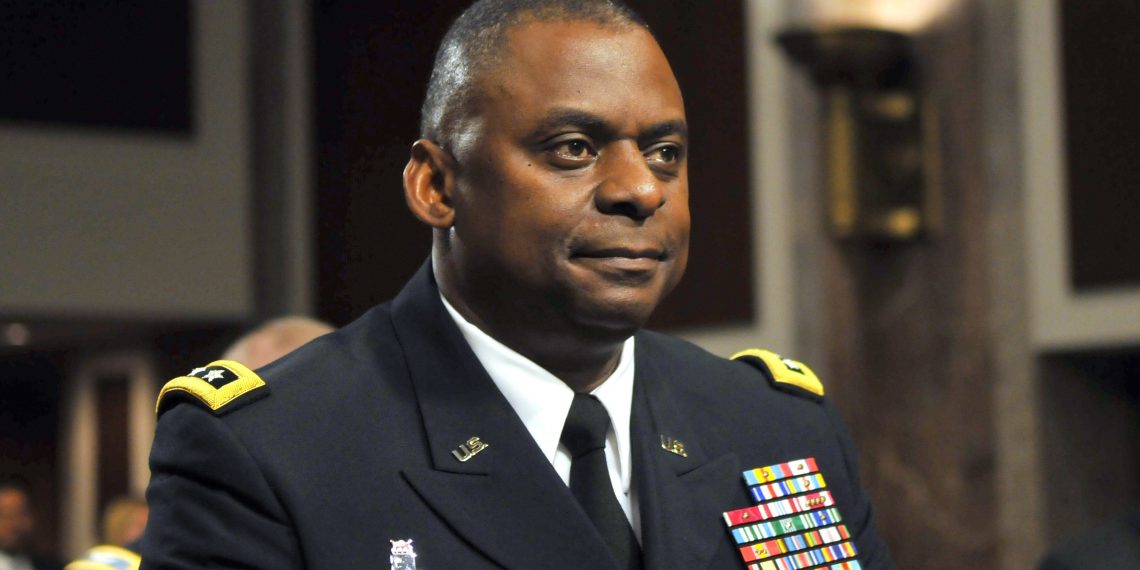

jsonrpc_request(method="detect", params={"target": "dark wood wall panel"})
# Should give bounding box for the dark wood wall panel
[1060,1,1140,291]
[95,377,130,513]
[817,6,999,567]
[313,1,754,330]
[313,0,460,326]
[1040,350,1140,545]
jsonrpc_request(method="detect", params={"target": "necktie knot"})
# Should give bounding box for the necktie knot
[560,393,611,458]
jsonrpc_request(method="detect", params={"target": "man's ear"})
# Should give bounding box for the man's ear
[403,139,457,229]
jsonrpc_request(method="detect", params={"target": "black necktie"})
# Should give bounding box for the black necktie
[560,393,642,570]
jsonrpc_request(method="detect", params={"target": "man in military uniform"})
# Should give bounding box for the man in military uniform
[141,1,894,568]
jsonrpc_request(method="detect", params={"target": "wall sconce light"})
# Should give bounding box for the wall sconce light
[776,27,940,242]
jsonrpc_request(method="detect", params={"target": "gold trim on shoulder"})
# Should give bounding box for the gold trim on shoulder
[156,359,267,414]
[731,348,825,397]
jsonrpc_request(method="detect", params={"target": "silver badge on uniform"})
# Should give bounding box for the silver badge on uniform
[390,539,417,570]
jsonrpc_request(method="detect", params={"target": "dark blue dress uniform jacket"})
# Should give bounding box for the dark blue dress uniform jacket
[141,263,894,569]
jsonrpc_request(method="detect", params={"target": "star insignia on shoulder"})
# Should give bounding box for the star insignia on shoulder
[156,359,268,416]
[731,348,825,398]
[186,365,240,387]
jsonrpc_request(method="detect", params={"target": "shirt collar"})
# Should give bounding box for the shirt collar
[439,293,637,492]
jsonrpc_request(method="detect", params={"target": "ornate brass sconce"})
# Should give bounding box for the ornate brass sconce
[777,27,940,241]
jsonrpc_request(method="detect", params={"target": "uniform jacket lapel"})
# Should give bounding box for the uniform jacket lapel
[390,263,619,569]
[633,335,742,570]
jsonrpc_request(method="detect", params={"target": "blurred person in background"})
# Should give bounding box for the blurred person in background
[61,498,148,570]
[0,477,61,570]
[221,316,336,370]
[64,317,333,570]
[98,497,147,548]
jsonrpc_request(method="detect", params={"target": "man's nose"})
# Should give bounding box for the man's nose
[594,144,665,220]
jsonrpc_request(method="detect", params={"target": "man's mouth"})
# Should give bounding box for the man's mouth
[570,246,667,274]
[575,246,666,261]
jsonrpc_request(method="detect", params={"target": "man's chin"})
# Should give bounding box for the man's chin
[570,297,660,338]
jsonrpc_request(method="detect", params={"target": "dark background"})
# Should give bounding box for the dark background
[0,0,191,134]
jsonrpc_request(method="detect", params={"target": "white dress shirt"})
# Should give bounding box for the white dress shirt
[440,294,641,539]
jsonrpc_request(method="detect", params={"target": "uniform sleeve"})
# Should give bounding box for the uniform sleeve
[140,404,302,569]
[823,397,896,570]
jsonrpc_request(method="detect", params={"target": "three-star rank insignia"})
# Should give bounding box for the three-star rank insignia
[731,349,824,400]
[156,359,268,416]
[722,458,861,569]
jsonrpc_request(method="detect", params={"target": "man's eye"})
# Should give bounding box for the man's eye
[646,144,683,165]
[552,139,595,158]
[547,138,597,167]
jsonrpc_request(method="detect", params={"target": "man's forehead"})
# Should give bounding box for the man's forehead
[500,18,658,67]
[479,20,684,118]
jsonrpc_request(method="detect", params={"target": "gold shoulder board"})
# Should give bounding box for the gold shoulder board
[156,359,268,416]
[65,545,141,570]
[731,348,825,398]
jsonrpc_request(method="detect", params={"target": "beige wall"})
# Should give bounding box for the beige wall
[0,1,253,321]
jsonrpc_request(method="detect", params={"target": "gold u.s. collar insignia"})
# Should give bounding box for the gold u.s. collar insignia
[156,359,267,416]
[451,436,489,462]
[731,348,824,398]
[660,435,688,457]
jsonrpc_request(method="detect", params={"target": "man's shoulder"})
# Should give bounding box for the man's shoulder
[260,306,399,386]
[637,331,857,492]
[156,303,403,421]
[636,330,826,404]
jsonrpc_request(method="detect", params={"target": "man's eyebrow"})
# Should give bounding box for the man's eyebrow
[529,108,616,139]
[528,109,688,144]
[639,120,688,145]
